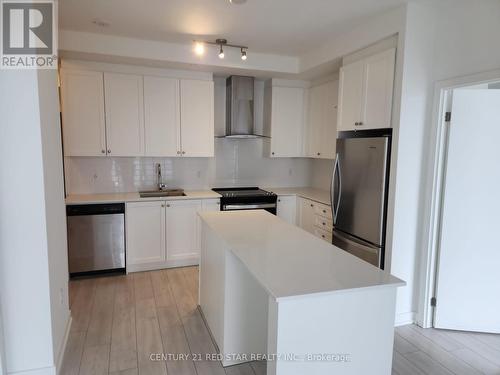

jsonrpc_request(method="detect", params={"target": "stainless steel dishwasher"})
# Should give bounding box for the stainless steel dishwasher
[66,203,125,276]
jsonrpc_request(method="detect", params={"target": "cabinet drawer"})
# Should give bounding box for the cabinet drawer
[314,215,332,233]
[314,202,332,220]
[314,227,332,243]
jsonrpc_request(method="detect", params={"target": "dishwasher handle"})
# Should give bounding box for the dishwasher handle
[66,203,125,216]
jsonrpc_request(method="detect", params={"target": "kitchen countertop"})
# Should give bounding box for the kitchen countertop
[65,190,221,205]
[199,210,404,300]
[264,186,331,206]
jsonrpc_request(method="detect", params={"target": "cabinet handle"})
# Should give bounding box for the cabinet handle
[322,235,325,238]
[272,152,275,155]
[182,151,186,155]
[101,149,105,154]
[310,204,314,207]
[359,122,363,125]
[177,151,181,155]
[107,149,111,154]
[322,222,326,226]
[317,152,320,156]
[166,204,170,207]
[161,204,165,207]
[322,209,326,213]
[278,199,281,202]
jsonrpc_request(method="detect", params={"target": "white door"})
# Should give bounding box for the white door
[434,89,500,333]
[277,196,297,225]
[180,79,214,157]
[126,201,166,265]
[60,70,106,156]
[298,198,316,234]
[337,60,364,131]
[104,73,145,156]
[361,48,395,129]
[270,86,305,157]
[144,76,180,156]
[319,80,338,159]
[306,84,323,158]
[165,200,202,261]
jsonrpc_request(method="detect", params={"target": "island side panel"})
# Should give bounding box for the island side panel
[271,287,398,375]
[222,250,269,366]
[199,222,227,350]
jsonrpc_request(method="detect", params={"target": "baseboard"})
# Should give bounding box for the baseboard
[6,365,56,375]
[127,258,199,273]
[394,311,416,327]
[55,315,72,375]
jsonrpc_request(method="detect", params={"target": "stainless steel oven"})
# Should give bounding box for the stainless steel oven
[212,187,277,214]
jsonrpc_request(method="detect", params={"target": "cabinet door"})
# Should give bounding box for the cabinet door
[202,199,220,212]
[320,80,338,159]
[104,73,145,156]
[277,196,297,225]
[298,198,316,234]
[180,80,214,157]
[165,200,203,261]
[144,76,180,156]
[361,48,395,129]
[337,60,364,131]
[126,201,165,265]
[60,70,106,156]
[270,86,305,157]
[306,84,323,158]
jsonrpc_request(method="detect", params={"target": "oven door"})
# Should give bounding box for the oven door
[222,203,277,215]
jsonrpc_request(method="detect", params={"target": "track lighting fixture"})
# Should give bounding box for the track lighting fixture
[192,38,248,61]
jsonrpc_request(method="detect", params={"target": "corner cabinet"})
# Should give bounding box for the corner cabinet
[60,67,214,158]
[305,80,338,159]
[337,48,395,131]
[126,198,220,272]
[263,80,308,157]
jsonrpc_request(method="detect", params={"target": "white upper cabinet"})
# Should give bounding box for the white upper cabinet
[306,80,338,159]
[180,79,214,157]
[165,200,203,262]
[60,70,106,156]
[337,48,395,131]
[361,49,396,129]
[104,73,145,156]
[264,81,307,157]
[144,76,180,157]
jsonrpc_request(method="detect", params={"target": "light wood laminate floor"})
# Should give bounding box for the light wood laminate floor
[61,267,500,375]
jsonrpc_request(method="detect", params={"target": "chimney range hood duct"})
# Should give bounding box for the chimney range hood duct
[224,75,261,138]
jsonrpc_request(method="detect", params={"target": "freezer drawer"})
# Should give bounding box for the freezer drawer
[67,204,125,274]
[332,229,381,268]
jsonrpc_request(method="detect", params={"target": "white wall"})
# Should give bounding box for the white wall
[0,69,70,375]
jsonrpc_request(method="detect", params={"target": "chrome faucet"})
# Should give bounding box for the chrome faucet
[156,163,167,191]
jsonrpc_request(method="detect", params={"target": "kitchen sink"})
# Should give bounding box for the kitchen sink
[139,189,185,198]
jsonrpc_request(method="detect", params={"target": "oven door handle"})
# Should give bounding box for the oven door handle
[223,203,276,210]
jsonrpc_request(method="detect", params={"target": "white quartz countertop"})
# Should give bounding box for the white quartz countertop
[264,187,331,206]
[65,190,221,205]
[199,210,404,301]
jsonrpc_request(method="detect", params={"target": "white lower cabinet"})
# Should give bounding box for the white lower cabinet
[297,197,332,243]
[126,198,219,272]
[165,200,202,262]
[277,195,297,225]
[126,201,166,266]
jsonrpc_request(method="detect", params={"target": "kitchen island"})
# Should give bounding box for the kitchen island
[198,210,404,375]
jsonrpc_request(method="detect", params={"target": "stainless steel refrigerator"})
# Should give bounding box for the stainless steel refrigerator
[330,130,391,269]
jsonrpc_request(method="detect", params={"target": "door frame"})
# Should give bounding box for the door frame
[417,68,500,328]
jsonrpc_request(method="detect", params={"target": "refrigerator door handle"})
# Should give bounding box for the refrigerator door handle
[330,154,338,221]
[331,153,342,224]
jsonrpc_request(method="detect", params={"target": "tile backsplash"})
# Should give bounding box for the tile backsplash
[65,138,314,194]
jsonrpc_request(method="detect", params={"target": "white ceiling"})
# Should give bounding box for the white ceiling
[59,0,408,57]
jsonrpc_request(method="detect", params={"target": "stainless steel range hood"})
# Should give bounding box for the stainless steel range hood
[224,75,261,138]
